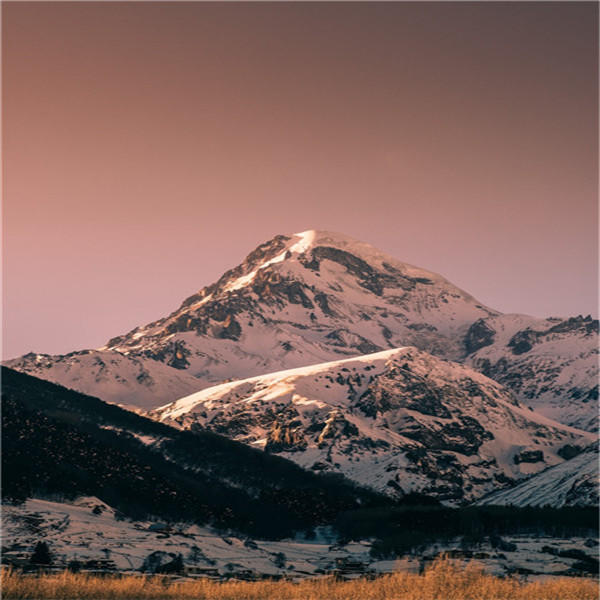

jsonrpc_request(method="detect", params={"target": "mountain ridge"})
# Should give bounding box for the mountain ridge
[4,230,598,432]
[153,346,595,504]
[1,366,392,538]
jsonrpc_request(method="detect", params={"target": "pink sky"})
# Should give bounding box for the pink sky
[2,2,598,359]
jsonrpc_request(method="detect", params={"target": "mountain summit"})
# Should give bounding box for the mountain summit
[104,229,498,365]
[5,230,597,431]
[6,230,496,408]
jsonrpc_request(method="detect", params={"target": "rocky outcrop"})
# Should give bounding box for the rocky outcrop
[155,347,594,505]
[464,319,496,354]
[514,450,544,464]
[265,418,308,453]
[357,363,452,419]
[508,330,539,355]
[316,411,359,447]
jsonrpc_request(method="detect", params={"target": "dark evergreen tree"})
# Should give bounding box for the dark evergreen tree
[30,541,52,565]
[157,554,184,574]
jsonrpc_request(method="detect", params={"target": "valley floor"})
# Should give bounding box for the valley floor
[2,560,599,600]
[2,498,598,583]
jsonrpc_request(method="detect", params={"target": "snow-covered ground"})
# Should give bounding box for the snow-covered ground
[0,498,369,577]
[465,313,598,431]
[2,498,597,580]
[477,444,599,508]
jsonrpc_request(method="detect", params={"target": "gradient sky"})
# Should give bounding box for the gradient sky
[3,2,598,360]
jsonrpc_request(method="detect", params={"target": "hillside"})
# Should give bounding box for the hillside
[476,444,599,508]
[464,314,598,431]
[153,347,594,504]
[1,367,392,539]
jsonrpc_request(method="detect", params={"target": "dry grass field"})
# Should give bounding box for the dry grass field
[2,558,598,600]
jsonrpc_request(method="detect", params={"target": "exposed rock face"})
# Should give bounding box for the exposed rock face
[153,347,594,504]
[464,319,496,354]
[149,340,191,370]
[508,330,539,355]
[400,415,494,457]
[265,422,308,453]
[507,317,598,357]
[514,450,544,464]
[316,411,359,447]
[557,444,583,460]
[357,363,453,419]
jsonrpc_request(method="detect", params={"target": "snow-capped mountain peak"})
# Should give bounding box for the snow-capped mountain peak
[4,230,597,432]
[103,229,497,363]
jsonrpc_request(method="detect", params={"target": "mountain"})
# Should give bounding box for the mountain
[4,349,204,411]
[1,367,392,539]
[4,231,496,409]
[476,444,599,508]
[152,347,595,504]
[464,314,598,431]
[5,230,598,429]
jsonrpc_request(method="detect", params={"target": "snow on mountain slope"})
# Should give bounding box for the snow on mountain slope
[464,314,598,431]
[5,230,499,409]
[153,347,594,504]
[5,230,597,427]
[476,444,599,508]
[5,350,202,410]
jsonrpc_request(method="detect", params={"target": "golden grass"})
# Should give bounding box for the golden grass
[2,558,598,600]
